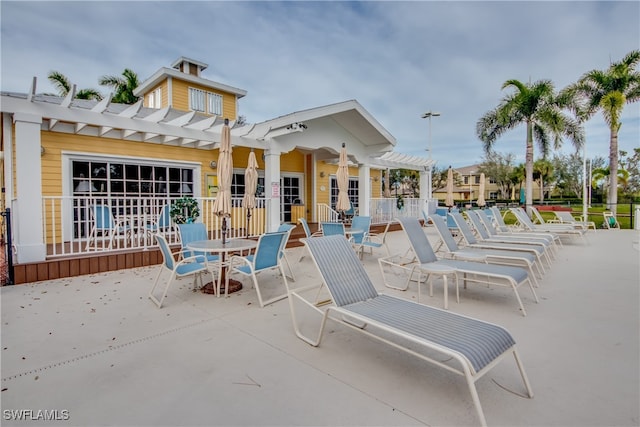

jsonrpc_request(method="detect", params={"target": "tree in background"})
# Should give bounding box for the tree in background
[99,69,140,104]
[563,50,640,214]
[551,152,584,197]
[619,148,640,197]
[478,151,515,199]
[477,79,584,214]
[47,71,102,100]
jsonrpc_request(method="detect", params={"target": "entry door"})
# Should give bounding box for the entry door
[280,175,302,223]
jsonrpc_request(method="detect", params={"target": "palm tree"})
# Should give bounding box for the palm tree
[533,159,554,202]
[563,50,640,214]
[591,166,630,202]
[47,71,102,100]
[477,79,584,213]
[99,69,140,104]
[509,163,526,200]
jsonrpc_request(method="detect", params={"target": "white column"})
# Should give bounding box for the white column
[358,164,371,216]
[420,166,436,214]
[263,149,281,233]
[13,113,46,263]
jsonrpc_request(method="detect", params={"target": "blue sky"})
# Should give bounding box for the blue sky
[1,1,638,169]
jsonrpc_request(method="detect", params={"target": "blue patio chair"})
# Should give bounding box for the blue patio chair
[229,231,289,307]
[145,204,173,234]
[177,223,219,264]
[277,223,296,281]
[360,220,392,257]
[86,204,132,250]
[320,222,345,237]
[287,234,533,426]
[349,215,371,258]
[144,205,174,244]
[298,217,324,262]
[148,233,207,308]
[298,217,322,239]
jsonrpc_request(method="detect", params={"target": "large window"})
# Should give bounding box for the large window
[72,160,194,197]
[330,176,359,210]
[231,172,265,207]
[189,87,224,115]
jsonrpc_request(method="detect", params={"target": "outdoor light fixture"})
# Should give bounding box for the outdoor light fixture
[285,122,307,131]
[209,160,217,169]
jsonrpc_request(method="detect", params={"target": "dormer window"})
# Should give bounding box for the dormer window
[148,88,162,109]
[189,87,223,115]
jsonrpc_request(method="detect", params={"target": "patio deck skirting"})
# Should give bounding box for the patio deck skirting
[9,223,400,284]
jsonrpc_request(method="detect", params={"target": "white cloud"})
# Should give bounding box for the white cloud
[1,1,638,169]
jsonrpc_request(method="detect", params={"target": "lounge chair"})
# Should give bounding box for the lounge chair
[510,208,587,244]
[553,210,596,231]
[602,211,620,229]
[428,213,542,285]
[397,217,538,316]
[449,212,551,271]
[286,234,533,426]
[148,233,207,308]
[229,231,289,307]
[490,206,563,247]
[470,210,559,259]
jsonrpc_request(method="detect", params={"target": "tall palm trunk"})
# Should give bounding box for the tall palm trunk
[525,121,534,214]
[608,127,618,214]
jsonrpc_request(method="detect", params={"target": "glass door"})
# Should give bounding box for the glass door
[280,175,302,223]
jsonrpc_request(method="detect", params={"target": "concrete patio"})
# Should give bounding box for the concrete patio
[1,226,639,426]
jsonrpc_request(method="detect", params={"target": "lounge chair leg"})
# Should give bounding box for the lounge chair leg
[465,374,488,427]
[513,348,534,398]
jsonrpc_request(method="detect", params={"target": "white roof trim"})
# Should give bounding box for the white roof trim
[370,151,435,171]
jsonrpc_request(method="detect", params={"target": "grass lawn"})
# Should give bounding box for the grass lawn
[499,204,637,229]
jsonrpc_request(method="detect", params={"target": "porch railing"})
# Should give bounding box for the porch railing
[41,196,267,258]
[369,198,425,224]
[315,204,340,223]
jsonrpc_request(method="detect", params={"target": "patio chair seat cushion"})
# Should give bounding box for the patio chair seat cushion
[345,294,515,372]
[175,262,208,276]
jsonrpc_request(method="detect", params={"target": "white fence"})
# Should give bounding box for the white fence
[39,195,427,259]
[41,196,267,258]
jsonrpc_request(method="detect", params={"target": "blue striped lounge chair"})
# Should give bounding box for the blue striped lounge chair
[286,234,533,426]
[397,217,538,316]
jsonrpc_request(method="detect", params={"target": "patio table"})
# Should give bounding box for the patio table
[187,238,257,296]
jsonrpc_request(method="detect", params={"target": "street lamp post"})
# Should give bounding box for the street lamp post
[421,111,440,202]
[421,111,441,160]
